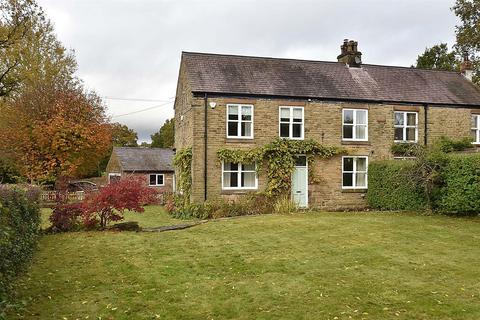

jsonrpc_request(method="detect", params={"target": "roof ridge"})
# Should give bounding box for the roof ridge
[181,51,463,75]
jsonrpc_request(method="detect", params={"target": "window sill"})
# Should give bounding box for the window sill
[341,140,370,146]
[221,189,257,195]
[226,138,255,144]
[394,141,418,144]
[341,188,367,193]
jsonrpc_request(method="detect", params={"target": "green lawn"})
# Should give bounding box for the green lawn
[8,207,480,319]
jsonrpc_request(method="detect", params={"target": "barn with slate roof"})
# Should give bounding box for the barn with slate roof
[106,147,175,193]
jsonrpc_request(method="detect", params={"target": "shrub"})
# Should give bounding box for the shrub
[437,154,480,216]
[82,176,157,228]
[435,136,474,153]
[391,143,423,156]
[0,186,40,313]
[49,202,84,232]
[367,160,427,211]
[169,192,275,219]
[273,196,299,214]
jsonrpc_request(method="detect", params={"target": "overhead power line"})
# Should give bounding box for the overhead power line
[104,96,175,103]
[111,100,174,118]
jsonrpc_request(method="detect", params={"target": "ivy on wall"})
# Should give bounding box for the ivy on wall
[172,147,192,204]
[217,138,344,196]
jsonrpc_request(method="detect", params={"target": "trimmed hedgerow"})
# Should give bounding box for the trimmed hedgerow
[0,186,41,313]
[437,154,480,216]
[367,160,427,211]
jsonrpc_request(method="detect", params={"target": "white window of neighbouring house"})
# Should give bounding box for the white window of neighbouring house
[342,156,368,189]
[149,174,165,186]
[279,106,304,139]
[222,162,257,190]
[394,111,418,142]
[227,104,253,139]
[342,109,368,141]
[108,173,121,184]
[471,114,480,144]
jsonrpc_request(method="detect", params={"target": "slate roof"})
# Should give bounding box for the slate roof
[182,52,480,107]
[114,147,174,172]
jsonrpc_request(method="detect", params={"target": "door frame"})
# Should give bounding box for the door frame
[292,155,308,208]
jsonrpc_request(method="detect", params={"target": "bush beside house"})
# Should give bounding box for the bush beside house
[367,161,427,211]
[438,154,480,215]
[367,152,480,216]
[0,186,41,313]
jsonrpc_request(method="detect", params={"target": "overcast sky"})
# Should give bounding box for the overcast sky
[37,0,458,142]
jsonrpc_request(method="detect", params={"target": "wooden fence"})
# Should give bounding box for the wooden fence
[40,190,173,205]
[40,191,86,204]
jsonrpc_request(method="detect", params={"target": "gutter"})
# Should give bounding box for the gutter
[192,92,480,109]
[204,93,208,201]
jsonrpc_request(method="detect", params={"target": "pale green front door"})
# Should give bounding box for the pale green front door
[292,156,308,208]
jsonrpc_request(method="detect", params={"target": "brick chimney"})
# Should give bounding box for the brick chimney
[337,39,362,67]
[460,53,474,81]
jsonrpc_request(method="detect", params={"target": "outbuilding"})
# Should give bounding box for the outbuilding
[106,147,175,193]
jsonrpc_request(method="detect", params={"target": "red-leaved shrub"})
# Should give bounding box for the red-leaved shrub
[82,176,157,228]
[49,202,84,232]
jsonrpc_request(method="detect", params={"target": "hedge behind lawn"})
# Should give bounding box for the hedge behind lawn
[0,186,41,313]
[438,154,480,216]
[367,160,428,211]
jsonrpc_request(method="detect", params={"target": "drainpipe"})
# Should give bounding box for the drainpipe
[204,93,208,201]
[424,104,428,146]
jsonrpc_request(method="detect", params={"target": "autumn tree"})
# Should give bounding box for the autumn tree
[0,84,112,183]
[151,118,174,148]
[0,0,77,98]
[415,43,460,71]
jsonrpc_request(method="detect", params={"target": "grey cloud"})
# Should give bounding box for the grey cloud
[39,0,458,142]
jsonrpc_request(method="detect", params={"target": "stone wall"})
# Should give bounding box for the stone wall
[176,90,478,209]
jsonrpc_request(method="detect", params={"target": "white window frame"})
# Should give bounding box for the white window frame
[342,156,368,190]
[471,114,480,144]
[279,106,305,140]
[342,109,368,141]
[394,111,418,143]
[108,173,121,184]
[148,173,165,186]
[226,104,254,139]
[221,161,258,190]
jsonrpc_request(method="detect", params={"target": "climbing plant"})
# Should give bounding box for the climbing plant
[173,147,192,204]
[217,138,343,196]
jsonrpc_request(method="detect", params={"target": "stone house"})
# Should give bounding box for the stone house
[173,39,480,210]
[106,147,175,193]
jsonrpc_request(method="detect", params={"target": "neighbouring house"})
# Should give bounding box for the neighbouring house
[106,147,175,193]
[173,39,480,210]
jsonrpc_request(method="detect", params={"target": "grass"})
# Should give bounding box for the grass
[7,207,480,319]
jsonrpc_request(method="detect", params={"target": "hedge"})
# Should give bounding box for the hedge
[367,160,427,211]
[0,186,41,314]
[438,154,480,216]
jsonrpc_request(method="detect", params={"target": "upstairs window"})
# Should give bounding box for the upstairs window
[394,111,418,142]
[149,174,165,186]
[342,156,368,189]
[279,106,304,139]
[342,109,368,141]
[471,114,480,144]
[227,104,253,138]
[222,162,257,190]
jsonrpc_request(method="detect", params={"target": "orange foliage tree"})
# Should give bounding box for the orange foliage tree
[0,84,112,183]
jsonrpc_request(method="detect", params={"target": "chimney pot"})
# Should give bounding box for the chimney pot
[337,39,362,67]
[461,53,474,81]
